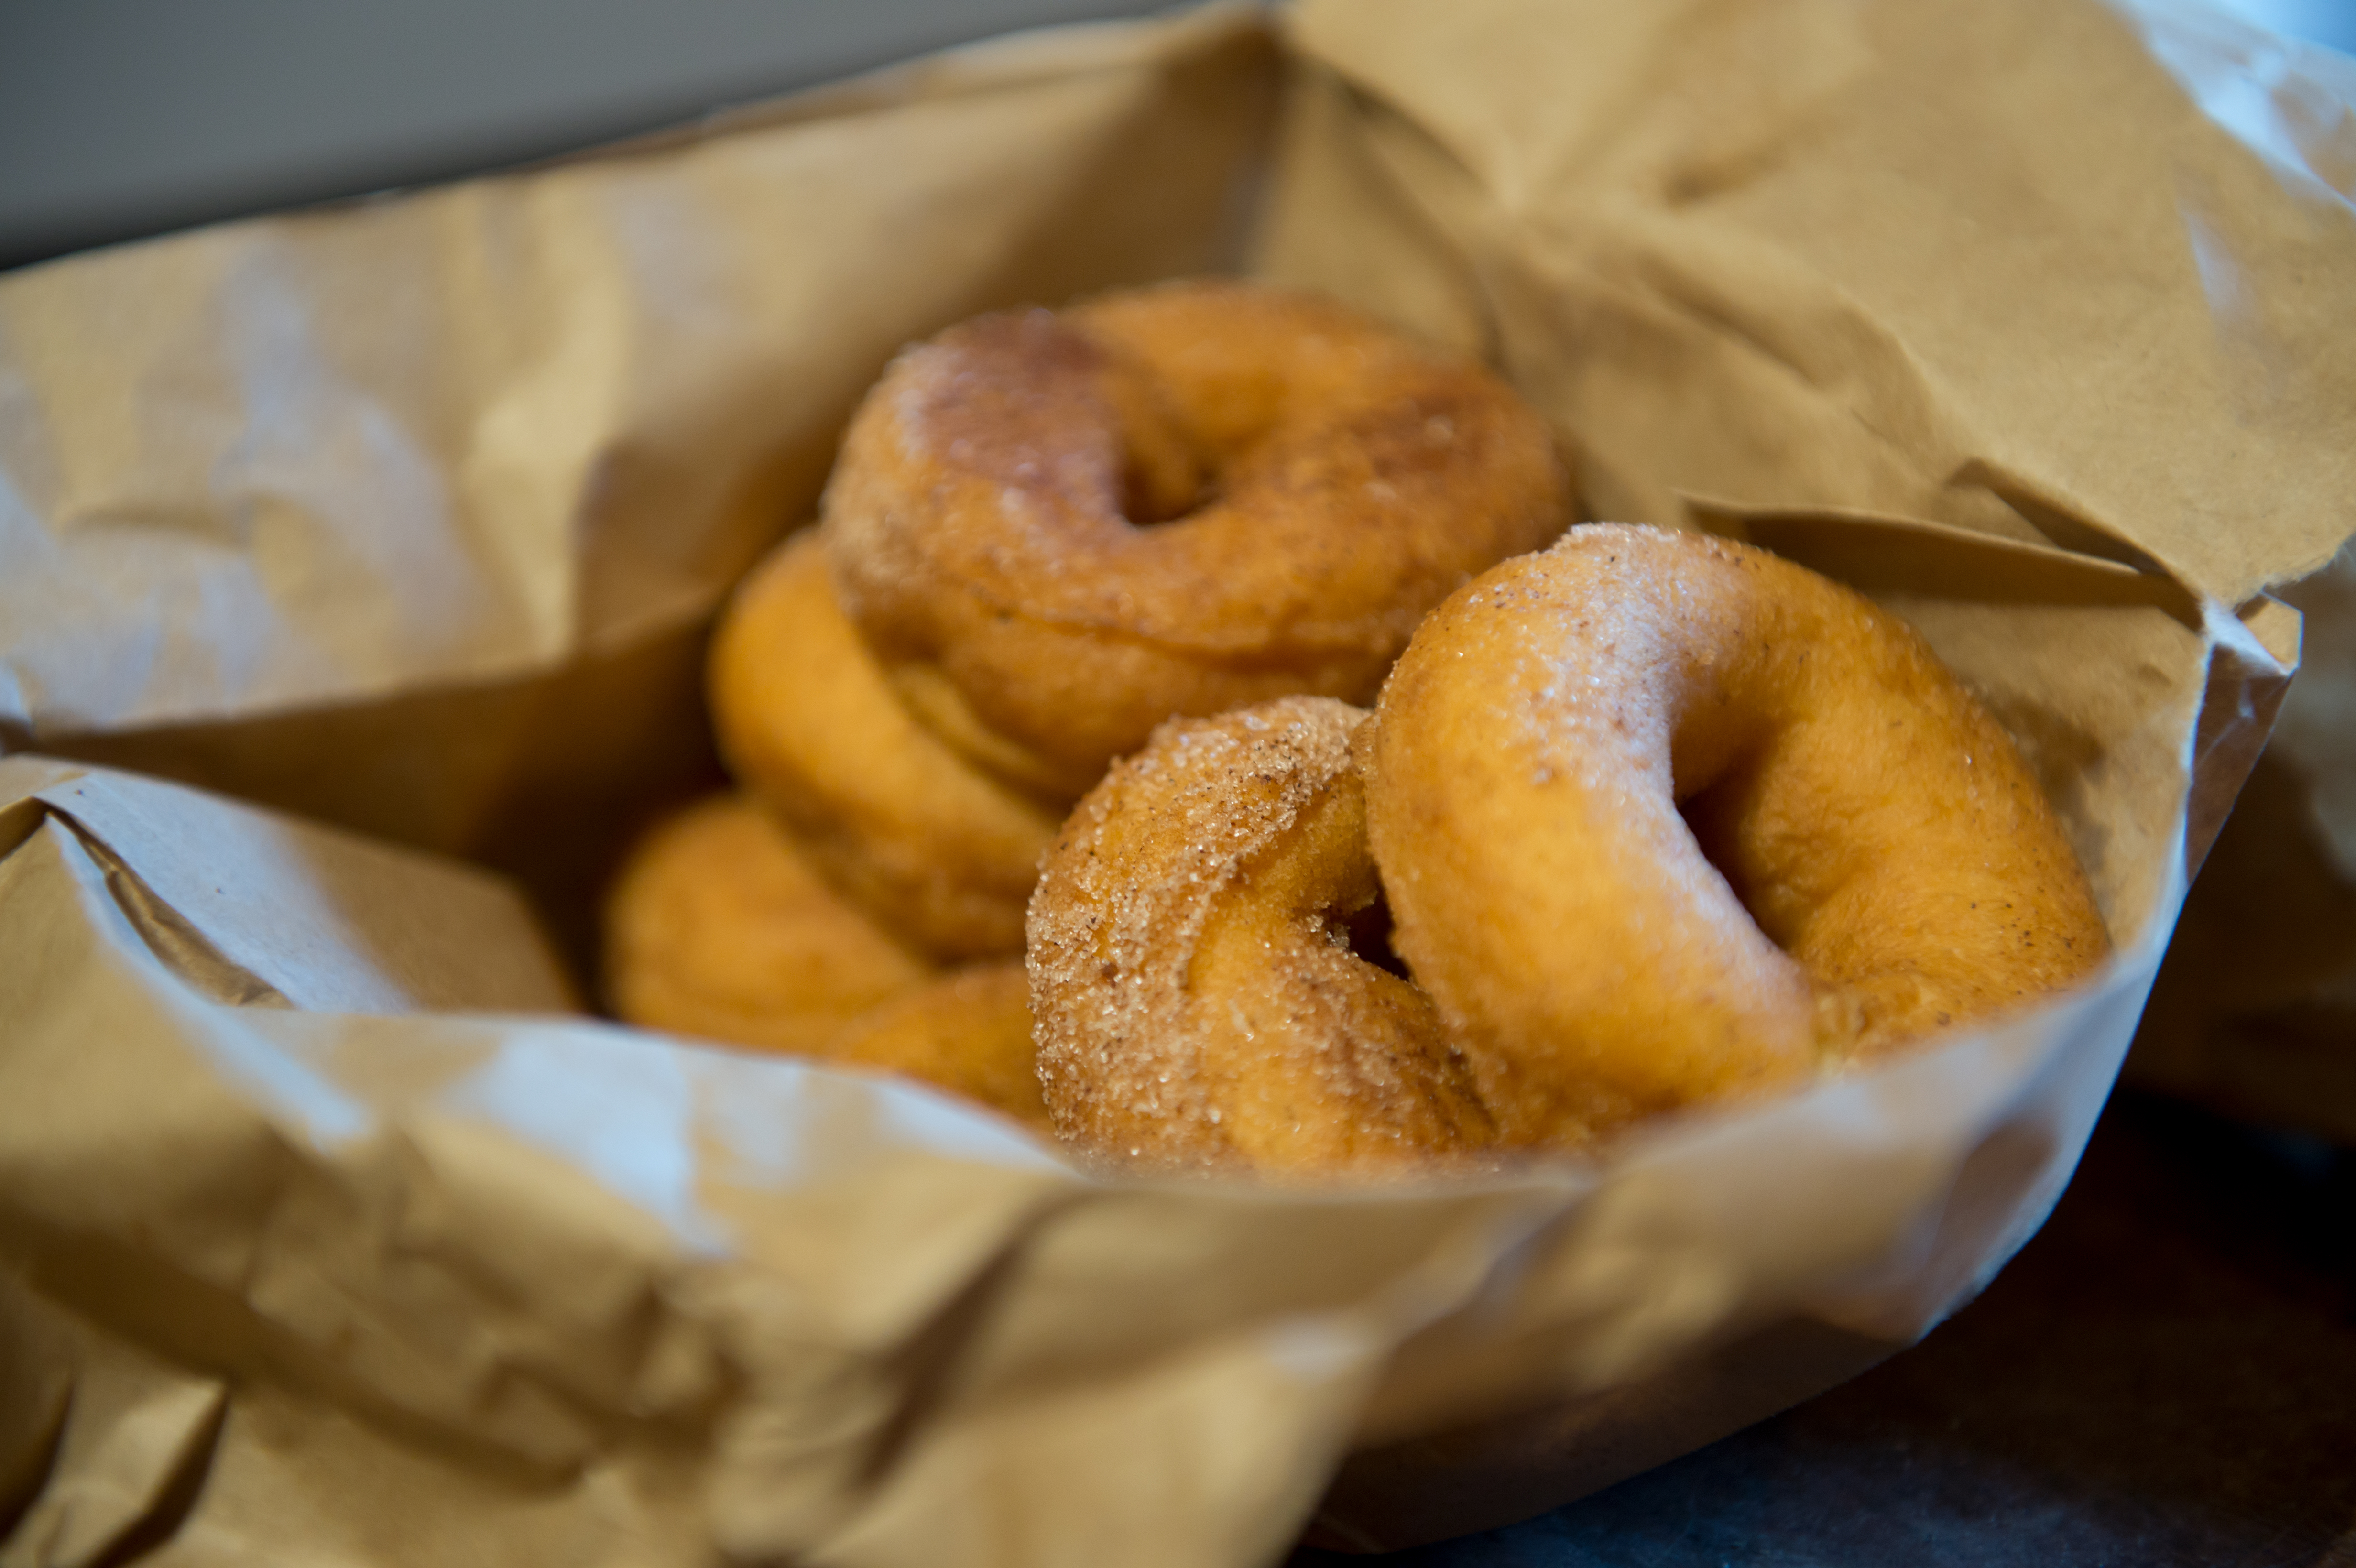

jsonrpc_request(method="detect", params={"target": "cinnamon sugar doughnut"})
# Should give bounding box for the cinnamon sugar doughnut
[604,794,931,1055]
[823,280,1569,798]
[709,532,1058,959]
[1364,525,2111,1148]
[1028,697,1493,1177]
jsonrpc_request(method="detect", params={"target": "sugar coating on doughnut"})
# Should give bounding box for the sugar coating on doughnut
[829,962,1047,1129]
[823,279,1568,795]
[604,795,932,1055]
[1028,696,1494,1178]
[708,532,1059,959]
[1364,524,2111,1149]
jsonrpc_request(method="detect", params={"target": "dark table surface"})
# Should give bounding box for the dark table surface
[1293,1091,2356,1568]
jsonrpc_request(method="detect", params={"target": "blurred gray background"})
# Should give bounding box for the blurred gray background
[0,0,1174,270]
[4,0,2350,273]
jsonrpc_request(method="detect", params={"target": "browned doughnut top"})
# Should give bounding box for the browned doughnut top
[1028,697,1494,1178]
[823,280,1568,797]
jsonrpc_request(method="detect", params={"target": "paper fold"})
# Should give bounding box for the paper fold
[1270,0,2356,608]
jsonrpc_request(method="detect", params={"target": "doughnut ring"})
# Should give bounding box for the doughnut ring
[1028,697,1494,1177]
[708,532,1059,959]
[828,962,1047,1129]
[604,798,1044,1127]
[603,794,931,1055]
[1364,524,2112,1147]
[822,279,1569,799]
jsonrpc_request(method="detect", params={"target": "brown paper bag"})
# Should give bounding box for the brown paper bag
[2102,0,2356,1134]
[0,4,1282,969]
[2129,543,2356,1143]
[2,0,2350,1561]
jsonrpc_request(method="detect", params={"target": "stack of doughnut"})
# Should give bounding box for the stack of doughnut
[602,279,1568,1127]
[1028,528,2110,1177]
[605,278,2111,1175]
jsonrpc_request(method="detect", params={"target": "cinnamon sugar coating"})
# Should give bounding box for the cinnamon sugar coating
[1364,525,2112,1149]
[1028,697,1494,1179]
[823,279,1568,799]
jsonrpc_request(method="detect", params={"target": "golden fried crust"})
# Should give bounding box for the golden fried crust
[829,962,1047,1129]
[823,280,1569,794]
[604,795,932,1055]
[1364,525,2111,1149]
[708,532,1061,959]
[1029,697,1495,1179]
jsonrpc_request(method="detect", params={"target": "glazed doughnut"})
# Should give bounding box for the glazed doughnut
[823,280,1569,798]
[829,962,1047,1129]
[1364,525,2111,1147]
[1028,697,1494,1177]
[709,532,1059,959]
[604,794,931,1055]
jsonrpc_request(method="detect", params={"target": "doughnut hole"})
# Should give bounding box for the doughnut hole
[1326,887,1412,982]
[1099,352,1215,527]
[1670,644,2105,1059]
[1186,768,1493,1175]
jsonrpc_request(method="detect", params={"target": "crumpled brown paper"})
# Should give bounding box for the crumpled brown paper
[1,2,2351,1564]
[1265,0,2356,608]
[2128,541,2356,1142]
[0,4,1282,966]
[2003,0,2356,1143]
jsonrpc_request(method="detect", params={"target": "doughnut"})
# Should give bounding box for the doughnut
[604,794,931,1055]
[1028,697,1494,1177]
[604,799,1044,1127]
[822,279,1569,798]
[1033,529,2111,1176]
[709,532,1059,959]
[1363,524,2112,1147]
[828,962,1047,1129]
